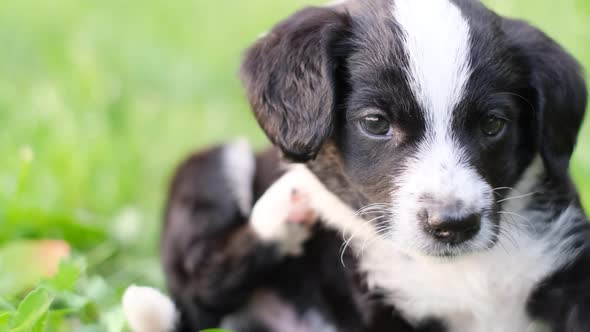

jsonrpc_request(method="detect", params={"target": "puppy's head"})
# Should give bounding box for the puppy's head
[241,0,587,257]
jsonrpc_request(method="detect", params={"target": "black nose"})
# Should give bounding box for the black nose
[419,210,481,244]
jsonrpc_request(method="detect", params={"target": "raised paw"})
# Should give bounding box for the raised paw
[250,169,319,256]
[286,189,318,228]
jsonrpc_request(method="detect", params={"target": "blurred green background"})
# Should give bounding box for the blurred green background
[0,0,589,330]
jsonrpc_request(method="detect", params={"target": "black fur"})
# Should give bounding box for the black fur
[528,214,590,331]
[161,145,418,331]
[501,17,587,184]
[241,0,589,330]
[162,146,281,330]
[240,7,351,162]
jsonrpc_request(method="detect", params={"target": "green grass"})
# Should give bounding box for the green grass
[0,0,589,331]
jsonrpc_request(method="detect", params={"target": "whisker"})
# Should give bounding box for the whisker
[339,234,355,267]
[491,191,503,198]
[487,187,518,193]
[497,211,533,230]
[498,227,519,249]
[358,206,388,210]
[495,237,511,255]
[357,210,389,217]
[340,213,390,264]
[497,191,538,203]
[358,225,393,256]
[356,203,390,212]
[359,229,395,258]
[357,208,390,217]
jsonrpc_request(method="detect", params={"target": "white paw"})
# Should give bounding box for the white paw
[122,285,178,332]
[250,167,318,256]
[251,165,375,247]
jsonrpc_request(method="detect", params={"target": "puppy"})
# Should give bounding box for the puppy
[126,140,414,332]
[240,0,590,331]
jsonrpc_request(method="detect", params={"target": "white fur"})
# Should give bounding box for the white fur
[358,211,576,332]
[249,4,578,330]
[394,0,471,123]
[502,156,544,214]
[251,164,380,256]
[250,167,315,256]
[277,165,379,244]
[391,138,495,255]
[122,285,178,332]
[222,138,256,216]
[389,0,494,255]
[273,165,579,332]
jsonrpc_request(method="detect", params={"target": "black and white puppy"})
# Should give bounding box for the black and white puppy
[241,0,589,331]
[123,141,415,332]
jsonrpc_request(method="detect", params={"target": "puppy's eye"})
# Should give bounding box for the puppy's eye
[360,115,392,136]
[481,115,507,137]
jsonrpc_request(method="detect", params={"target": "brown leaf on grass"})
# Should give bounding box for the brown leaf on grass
[32,240,71,277]
[0,240,71,296]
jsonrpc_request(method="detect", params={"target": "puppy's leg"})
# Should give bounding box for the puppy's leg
[252,165,375,246]
[250,181,318,256]
[162,140,284,331]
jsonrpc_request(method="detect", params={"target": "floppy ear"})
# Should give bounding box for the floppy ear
[504,19,587,181]
[241,6,350,162]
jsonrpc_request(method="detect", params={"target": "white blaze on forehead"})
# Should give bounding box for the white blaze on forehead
[391,0,480,203]
[392,0,472,133]
[389,0,493,254]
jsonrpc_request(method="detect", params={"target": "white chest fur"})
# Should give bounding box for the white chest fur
[261,165,578,332]
[356,219,573,332]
